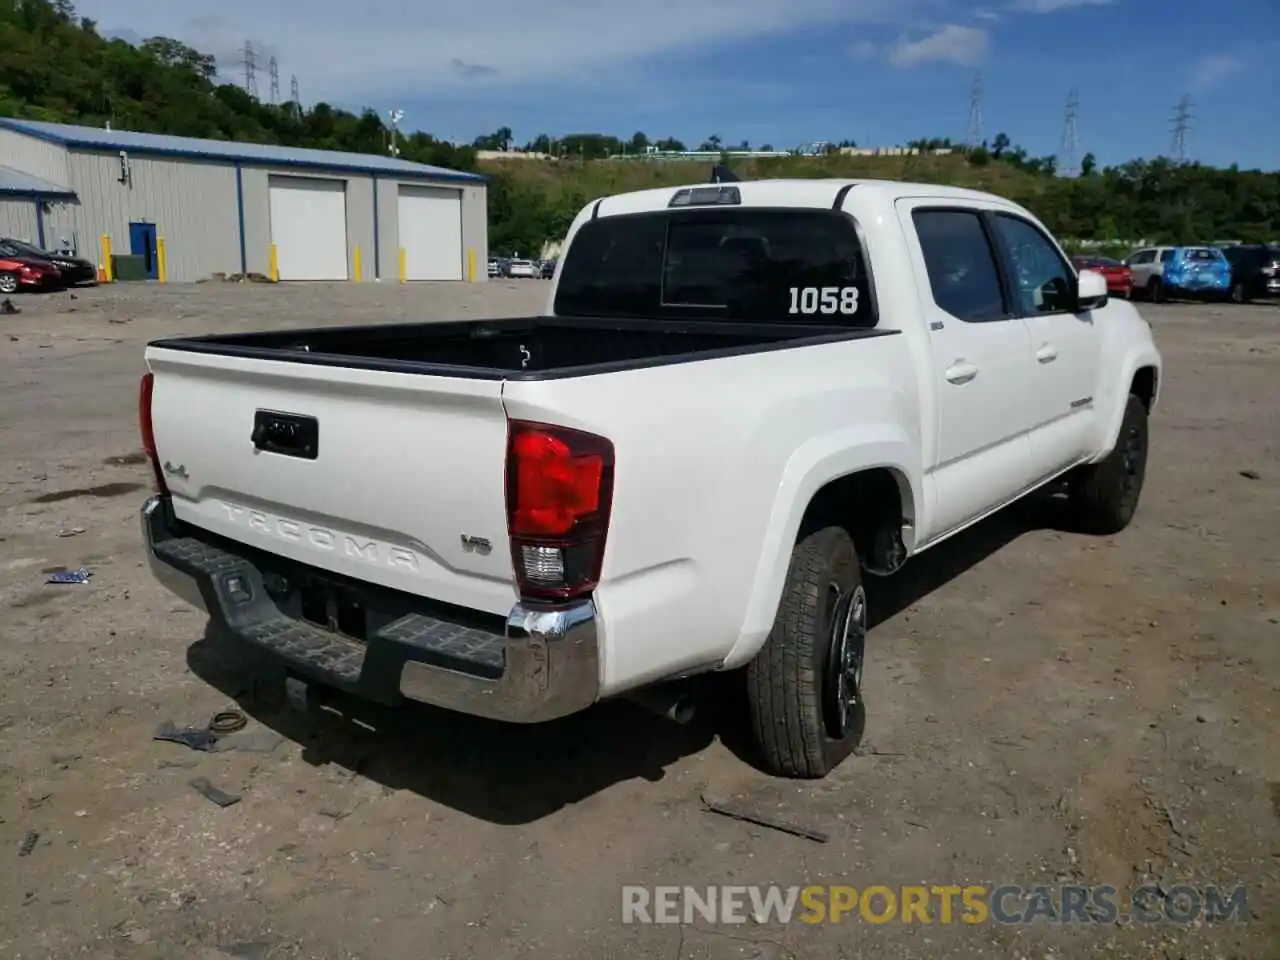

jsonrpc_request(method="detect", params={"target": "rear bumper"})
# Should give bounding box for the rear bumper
[141,495,601,723]
[19,275,63,290]
[1168,280,1231,297]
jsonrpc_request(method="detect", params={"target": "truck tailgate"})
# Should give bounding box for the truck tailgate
[145,347,516,616]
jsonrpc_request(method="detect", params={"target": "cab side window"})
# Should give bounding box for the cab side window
[1159,249,1176,264]
[912,209,1008,322]
[991,214,1074,315]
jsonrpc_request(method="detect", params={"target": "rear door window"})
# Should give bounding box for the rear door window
[911,209,1008,323]
[554,209,877,326]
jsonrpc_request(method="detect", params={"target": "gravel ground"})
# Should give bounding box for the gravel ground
[0,281,1276,960]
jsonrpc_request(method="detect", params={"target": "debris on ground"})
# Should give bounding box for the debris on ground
[221,272,276,284]
[1,298,18,315]
[189,777,241,808]
[1239,469,1261,480]
[154,708,250,752]
[317,800,363,821]
[103,451,147,466]
[55,527,86,538]
[700,795,829,843]
[208,709,248,735]
[17,830,39,856]
[45,567,92,584]
[153,721,219,752]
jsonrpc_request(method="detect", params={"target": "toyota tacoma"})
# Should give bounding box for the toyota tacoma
[138,177,1162,778]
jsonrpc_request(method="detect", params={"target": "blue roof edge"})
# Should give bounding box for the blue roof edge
[0,118,488,184]
[0,162,78,198]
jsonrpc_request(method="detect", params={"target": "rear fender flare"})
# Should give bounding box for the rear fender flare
[723,427,920,669]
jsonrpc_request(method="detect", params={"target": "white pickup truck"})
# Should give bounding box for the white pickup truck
[139,177,1161,778]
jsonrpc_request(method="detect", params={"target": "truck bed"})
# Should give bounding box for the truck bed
[152,315,895,380]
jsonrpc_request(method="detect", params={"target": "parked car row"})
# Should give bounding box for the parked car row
[0,237,98,294]
[1120,244,1279,304]
[487,255,558,279]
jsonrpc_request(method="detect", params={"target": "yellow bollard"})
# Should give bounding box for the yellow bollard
[100,234,113,282]
[156,237,167,283]
[353,246,362,283]
[398,247,406,283]
[467,247,476,282]
[268,243,279,282]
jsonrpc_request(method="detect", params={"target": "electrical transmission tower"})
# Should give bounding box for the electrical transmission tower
[268,56,280,104]
[1058,89,1080,177]
[965,72,984,148]
[242,40,258,97]
[1169,95,1192,163]
[290,75,301,116]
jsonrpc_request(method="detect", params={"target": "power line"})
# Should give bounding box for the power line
[1169,94,1192,163]
[1058,89,1080,177]
[242,40,258,98]
[965,72,984,148]
[268,55,280,104]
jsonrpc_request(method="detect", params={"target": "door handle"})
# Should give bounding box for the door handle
[944,361,978,384]
[1036,344,1058,363]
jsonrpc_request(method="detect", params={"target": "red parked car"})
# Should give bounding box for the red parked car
[0,256,63,294]
[1071,255,1132,299]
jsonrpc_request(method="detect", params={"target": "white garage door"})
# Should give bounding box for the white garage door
[269,176,349,281]
[398,185,463,281]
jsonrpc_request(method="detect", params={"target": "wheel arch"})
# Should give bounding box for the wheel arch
[1095,361,1159,462]
[724,433,919,670]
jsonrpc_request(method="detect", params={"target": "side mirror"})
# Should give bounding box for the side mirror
[1076,269,1109,311]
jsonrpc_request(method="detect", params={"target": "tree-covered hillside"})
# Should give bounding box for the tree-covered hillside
[0,0,476,171]
[4,0,1278,257]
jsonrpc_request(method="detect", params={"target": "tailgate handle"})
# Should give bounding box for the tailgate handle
[251,410,319,460]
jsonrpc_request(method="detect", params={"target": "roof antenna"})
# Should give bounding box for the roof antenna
[710,163,739,183]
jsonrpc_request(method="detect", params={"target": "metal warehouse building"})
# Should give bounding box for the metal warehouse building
[0,118,488,283]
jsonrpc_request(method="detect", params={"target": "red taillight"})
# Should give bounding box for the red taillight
[138,372,169,496]
[505,420,613,601]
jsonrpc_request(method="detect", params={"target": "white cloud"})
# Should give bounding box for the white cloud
[850,40,877,59]
[974,7,1001,20]
[1008,0,1114,11]
[1189,53,1243,91]
[74,0,928,102]
[889,24,988,68]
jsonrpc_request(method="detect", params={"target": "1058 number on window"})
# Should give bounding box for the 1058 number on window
[788,286,860,316]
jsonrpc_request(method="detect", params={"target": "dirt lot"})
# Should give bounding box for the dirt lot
[0,281,1276,960]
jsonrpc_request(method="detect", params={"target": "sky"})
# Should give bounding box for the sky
[76,0,1279,170]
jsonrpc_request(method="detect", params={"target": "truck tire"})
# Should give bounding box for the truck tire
[747,526,867,778]
[1068,394,1149,534]
[1147,277,1165,303]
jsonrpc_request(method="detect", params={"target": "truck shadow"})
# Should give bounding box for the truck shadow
[185,629,715,825]
[185,487,1082,820]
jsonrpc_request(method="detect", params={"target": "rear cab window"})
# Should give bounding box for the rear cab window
[1183,248,1224,263]
[554,208,877,326]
